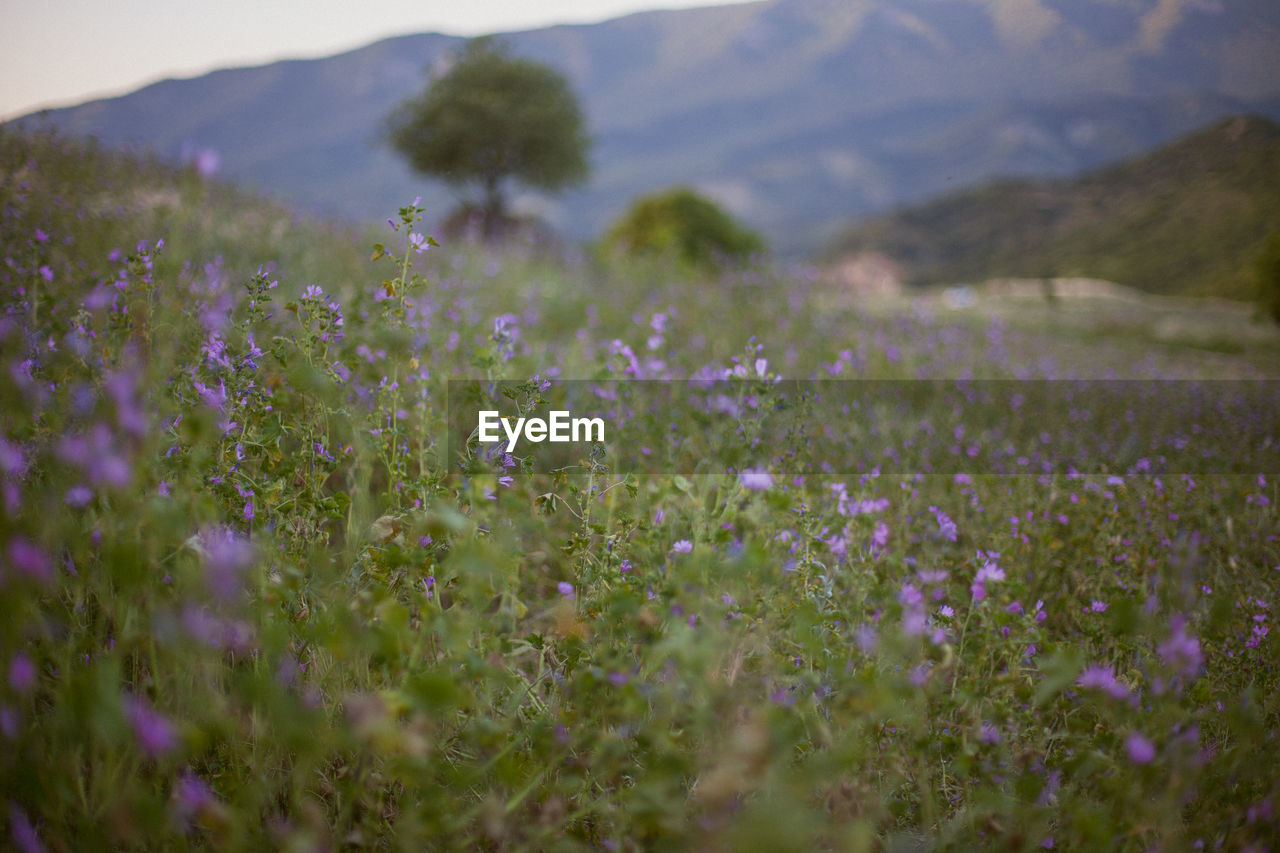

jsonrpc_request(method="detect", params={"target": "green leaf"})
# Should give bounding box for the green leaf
[1033,646,1085,707]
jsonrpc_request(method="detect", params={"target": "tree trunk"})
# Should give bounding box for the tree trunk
[482,174,504,242]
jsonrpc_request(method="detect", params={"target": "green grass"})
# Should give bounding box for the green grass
[2,128,1278,851]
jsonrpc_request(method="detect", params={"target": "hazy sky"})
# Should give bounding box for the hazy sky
[0,0,749,120]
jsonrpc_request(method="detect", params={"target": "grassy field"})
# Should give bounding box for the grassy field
[2,128,1278,851]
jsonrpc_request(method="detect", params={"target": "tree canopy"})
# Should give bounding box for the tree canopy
[386,38,589,239]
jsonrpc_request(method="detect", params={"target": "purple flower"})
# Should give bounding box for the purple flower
[196,527,255,601]
[65,485,93,507]
[8,654,35,694]
[557,581,575,600]
[1158,616,1202,679]
[1,707,18,740]
[105,370,148,438]
[871,521,890,550]
[899,583,927,637]
[4,538,52,586]
[740,468,773,490]
[0,439,24,476]
[1088,600,1108,613]
[1126,732,1156,764]
[124,695,178,758]
[979,722,1001,745]
[970,560,1005,602]
[8,803,43,853]
[929,506,958,542]
[173,770,216,824]
[672,539,693,554]
[1076,665,1130,700]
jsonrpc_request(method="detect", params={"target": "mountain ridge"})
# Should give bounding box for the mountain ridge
[9,0,1280,255]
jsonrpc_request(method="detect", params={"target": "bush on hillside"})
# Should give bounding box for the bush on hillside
[603,187,764,270]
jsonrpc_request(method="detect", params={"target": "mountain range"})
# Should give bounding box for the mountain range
[9,0,1280,256]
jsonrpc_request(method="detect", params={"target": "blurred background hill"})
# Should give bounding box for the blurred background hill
[8,0,1280,264]
[822,115,1280,299]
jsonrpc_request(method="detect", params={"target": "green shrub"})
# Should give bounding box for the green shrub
[603,187,764,270]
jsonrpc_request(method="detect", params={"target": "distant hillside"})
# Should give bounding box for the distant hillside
[9,0,1280,255]
[823,116,1280,299]
[0,127,369,298]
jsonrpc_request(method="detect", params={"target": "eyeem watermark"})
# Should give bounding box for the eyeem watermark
[450,379,1280,475]
[477,410,606,453]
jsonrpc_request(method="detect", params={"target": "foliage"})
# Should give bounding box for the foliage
[603,187,765,271]
[385,37,589,240]
[1256,230,1280,324]
[2,128,1279,852]
[825,116,1280,299]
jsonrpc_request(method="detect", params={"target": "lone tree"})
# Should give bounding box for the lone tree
[386,38,589,240]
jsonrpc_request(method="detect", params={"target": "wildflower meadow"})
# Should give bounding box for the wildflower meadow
[2,128,1278,851]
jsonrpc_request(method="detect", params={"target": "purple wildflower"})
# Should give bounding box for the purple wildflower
[1076,665,1131,700]
[970,559,1005,602]
[4,538,52,586]
[740,468,773,490]
[8,654,36,694]
[1126,732,1156,764]
[557,581,575,600]
[173,770,216,825]
[899,583,927,637]
[929,506,958,542]
[672,539,693,554]
[65,485,93,507]
[1158,616,1202,679]
[124,695,178,758]
[196,527,255,602]
[8,803,43,853]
